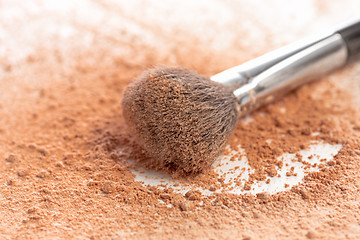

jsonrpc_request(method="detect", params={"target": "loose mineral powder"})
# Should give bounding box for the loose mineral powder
[1,1,360,240]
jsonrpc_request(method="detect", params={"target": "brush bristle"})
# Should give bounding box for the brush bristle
[122,67,239,173]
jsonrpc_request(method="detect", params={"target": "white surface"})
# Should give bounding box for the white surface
[131,141,342,196]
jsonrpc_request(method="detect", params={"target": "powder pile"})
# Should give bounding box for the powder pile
[1,1,360,239]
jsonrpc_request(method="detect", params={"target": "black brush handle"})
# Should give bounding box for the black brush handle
[337,18,360,61]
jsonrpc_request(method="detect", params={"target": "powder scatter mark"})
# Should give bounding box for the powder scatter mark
[36,170,50,178]
[5,154,17,163]
[305,230,318,239]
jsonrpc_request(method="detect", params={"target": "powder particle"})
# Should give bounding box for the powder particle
[17,170,29,177]
[185,190,202,201]
[243,235,252,240]
[5,154,17,163]
[299,189,311,200]
[256,192,270,201]
[209,185,217,191]
[100,181,115,194]
[160,193,171,200]
[306,230,318,239]
[179,201,191,211]
[36,170,50,178]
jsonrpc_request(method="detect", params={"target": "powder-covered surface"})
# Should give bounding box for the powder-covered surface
[1,1,360,239]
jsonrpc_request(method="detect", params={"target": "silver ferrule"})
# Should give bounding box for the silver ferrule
[211,33,348,116]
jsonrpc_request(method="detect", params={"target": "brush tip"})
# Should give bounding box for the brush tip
[122,67,239,173]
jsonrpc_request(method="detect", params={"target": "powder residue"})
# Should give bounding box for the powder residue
[1,1,360,240]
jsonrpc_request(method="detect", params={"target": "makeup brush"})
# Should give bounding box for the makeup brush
[122,18,360,173]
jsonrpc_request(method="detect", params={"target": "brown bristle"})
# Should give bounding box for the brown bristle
[121,67,239,173]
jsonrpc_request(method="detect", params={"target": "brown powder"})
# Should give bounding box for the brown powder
[1,1,360,240]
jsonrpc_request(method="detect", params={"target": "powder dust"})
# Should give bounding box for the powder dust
[1,1,360,240]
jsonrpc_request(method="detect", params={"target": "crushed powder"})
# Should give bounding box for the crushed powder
[0,1,360,240]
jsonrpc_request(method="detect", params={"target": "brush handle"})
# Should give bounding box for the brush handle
[233,33,349,115]
[211,18,360,92]
[337,18,360,61]
[210,31,335,90]
[214,18,360,116]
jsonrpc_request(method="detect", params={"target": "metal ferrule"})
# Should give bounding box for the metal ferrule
[211,33,348,115]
